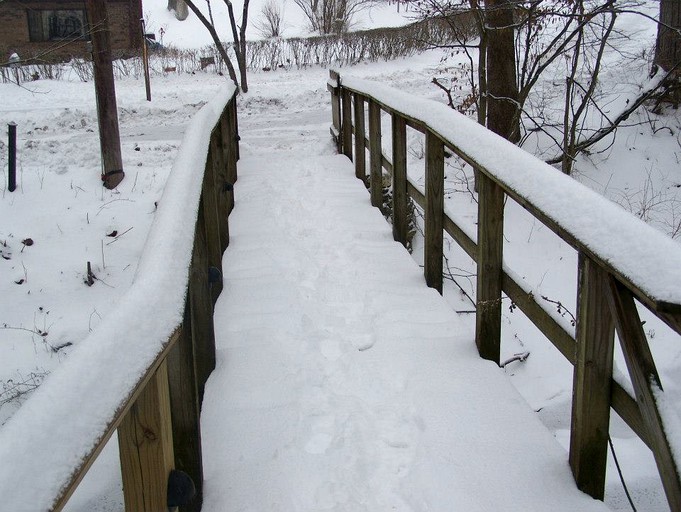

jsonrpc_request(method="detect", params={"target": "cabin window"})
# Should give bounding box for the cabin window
[27,10,88,42]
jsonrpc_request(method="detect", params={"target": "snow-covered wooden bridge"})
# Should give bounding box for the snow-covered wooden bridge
[2,73,681,512]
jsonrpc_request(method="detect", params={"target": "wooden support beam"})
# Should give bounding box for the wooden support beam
[475,170,503,364]
[221,105,236,219]
[368,99,383,208]
[118,360,174,511]
[167,310,204,512]
[569,254,614,500]
[424,131,444,294]
[607,276,681,512]
[189,202,216,404]
[353,94,366,183]
[210,125,229,252]
[329,70,341,152]
[392,113,408,248]
[342,88,353,160]
[202,144,224,305]
[86,0,124,189]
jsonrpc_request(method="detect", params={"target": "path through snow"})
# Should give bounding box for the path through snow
[199,93,612,511]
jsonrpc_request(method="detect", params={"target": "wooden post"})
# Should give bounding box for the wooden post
[189,204,216,403]
[424,131,444,294]
[232,98,240,162]
[353,95,366,183]
[569,254,614,500]
[342,88,353,160]
[475,170,503,363]
[8,122,16,192]
[368,99,383,208]
[202,145,224,305]
[140,20,151,102]
[209,127,229,256]
[167,311,204,512]
[329,70,341,152]
[607,276,681,512]
[118,360,174,511]
[86,0,125,189]
[220,105,236,219]
[392,113,408,248]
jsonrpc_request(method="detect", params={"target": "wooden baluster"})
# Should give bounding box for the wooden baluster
[202,145,224,305]
[209,127,229,262]
[167,313,204,512]
[189,203,216,404]
[353,94,366,183]
[569,254,614,500]
[342,88,353,160]
[368,99,382,208]
[475,170,503,363]
[329,70,341,152]
[119,360,174,511]
[231,96,240,161]
[392,113,408,248]
[424,131,444,294]
[607,276,681,511]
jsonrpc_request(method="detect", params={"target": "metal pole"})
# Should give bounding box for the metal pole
[8,122,16,192]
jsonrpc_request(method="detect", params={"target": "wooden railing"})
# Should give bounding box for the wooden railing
[329,70,681,511]
[0,85,239,511]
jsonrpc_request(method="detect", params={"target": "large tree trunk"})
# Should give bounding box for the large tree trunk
[485,0,520,143]
[655,0,681,74]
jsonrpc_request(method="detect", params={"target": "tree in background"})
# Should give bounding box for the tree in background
[654,0,681,74]
[254,0,285,38]
[294,0,376,34]
[414,0,668,174]
[182,0,251,92]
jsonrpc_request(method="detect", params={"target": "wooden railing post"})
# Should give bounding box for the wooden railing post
[210,124,229,252]
[353,94,366,183]
[424,130,444,294]
[475,171,503,363]
[329,70,341,152]
[118,360,174,511]
[342,88,353,160]
[607,276,681,511]
[392,113,408,248]
[221,101,237,218]
[189,203,217,403]
[569,253,614,500]
[202,144,224,305]
[368,99,383,208]
[167,312,204,512]
[231,96,240,161]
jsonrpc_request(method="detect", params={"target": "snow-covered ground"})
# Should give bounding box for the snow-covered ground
[2,2,681,510]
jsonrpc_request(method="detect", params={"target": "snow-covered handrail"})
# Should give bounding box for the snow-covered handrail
[329,70,681,512]
[0,84,239,511]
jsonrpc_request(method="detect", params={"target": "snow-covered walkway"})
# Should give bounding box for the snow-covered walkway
[197,89,611,511]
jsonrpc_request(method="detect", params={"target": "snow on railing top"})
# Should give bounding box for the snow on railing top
[0,84,237,512]
[339,75,681,310]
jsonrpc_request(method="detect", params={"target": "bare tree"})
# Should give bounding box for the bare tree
[294,0,375,34]
[182,0,251,92]
[254,0,285,38]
